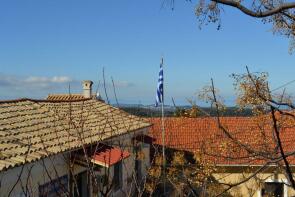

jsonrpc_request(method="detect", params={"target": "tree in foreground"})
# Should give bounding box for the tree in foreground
[152,66,295,196]
[177,0,295,51]
[199,67,295,196]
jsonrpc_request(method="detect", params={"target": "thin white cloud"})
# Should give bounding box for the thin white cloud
[24,76,72,84]
[0,73,136,100]
[113,81,134,88]
[0,73,74,90]
[51,76,72,83]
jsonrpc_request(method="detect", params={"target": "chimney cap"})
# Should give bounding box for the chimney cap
[82,80,93,89]
[82,80,93,98]
[82,80,93,83]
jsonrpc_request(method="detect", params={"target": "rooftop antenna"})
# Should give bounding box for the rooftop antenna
[102,67,110,104]
[95,80,101,100]
[111,76,119,107]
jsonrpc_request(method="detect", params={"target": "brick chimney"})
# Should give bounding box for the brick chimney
[82,80,93,99]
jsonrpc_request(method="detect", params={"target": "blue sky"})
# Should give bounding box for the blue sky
[0,0,294,105]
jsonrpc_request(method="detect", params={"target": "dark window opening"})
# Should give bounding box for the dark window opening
[73,171,89,197]
[39,175,68,197]
[135,157,142,181]
[113,161,122,191]
[134,145,142,182]
[261,182,284,197]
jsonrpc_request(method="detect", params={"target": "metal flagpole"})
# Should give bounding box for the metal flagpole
[161,100,166,196]
[155,56,166,196]
[160,57,166,196]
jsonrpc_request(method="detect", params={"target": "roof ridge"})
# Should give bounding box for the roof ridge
[0,98,93,104]
[0,98,36,104]
[47,93,82,95]
[36,98,92,103]
[148,116,253,120]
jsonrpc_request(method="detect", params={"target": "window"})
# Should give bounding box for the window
[261,182,284,197]
[96,174,108,187]
[113,161,122,190]
[135,158,142,181]
[39,175,68,197]
[134,145,142,181]
[73,171,89,197]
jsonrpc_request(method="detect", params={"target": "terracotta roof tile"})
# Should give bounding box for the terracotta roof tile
[91,144,130,167]
[0,99,151,172]
[47,94,87,101]
[148,117,295,165]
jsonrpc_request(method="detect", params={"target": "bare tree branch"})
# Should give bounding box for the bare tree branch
[212,0,295,18]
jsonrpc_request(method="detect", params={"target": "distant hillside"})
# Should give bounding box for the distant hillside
[119,105,253,117]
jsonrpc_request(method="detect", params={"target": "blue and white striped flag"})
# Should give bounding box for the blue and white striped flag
[155,58,164,107]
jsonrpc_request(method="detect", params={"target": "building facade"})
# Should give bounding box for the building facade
[0,81,151,197]
[149,117,295,197]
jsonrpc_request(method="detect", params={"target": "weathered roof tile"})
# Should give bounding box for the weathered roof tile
[0,99,151,172]
[149,117,295,165]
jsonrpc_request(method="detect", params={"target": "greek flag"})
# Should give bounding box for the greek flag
[155,58,164,107]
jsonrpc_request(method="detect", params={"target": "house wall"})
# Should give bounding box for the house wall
[0,127,150,197]
[0,153,86,197]
[104,127,150,197]
[213,170,295,197]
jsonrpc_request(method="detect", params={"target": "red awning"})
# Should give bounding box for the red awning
[91,145,130,167]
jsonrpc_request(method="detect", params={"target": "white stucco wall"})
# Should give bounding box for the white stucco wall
[213,171,295,197]
[104,127,151,197]
[0,153,74,197]
[0,127,151,197]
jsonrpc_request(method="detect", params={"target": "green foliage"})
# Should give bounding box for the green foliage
[146,150,232,196]
[120,106,253,117]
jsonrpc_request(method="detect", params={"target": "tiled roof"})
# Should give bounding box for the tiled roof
[91,144,130,167]
[0,98,151,172]
[149,117,295,165]
[47,94,87,101]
